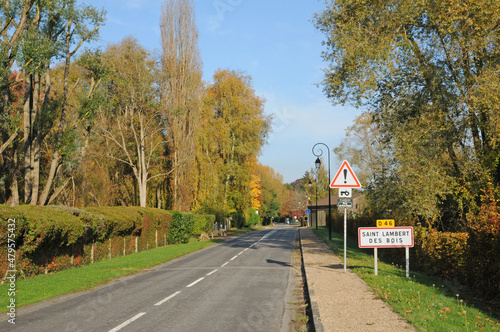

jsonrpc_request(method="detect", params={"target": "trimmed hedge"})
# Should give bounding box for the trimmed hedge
[0,205,214,279]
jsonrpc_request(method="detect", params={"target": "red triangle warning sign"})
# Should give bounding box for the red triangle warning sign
[330,160,361,188]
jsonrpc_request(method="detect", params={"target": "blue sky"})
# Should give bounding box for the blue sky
[82,0,363,183]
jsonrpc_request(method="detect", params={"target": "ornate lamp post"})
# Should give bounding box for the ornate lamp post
[314,159,320,230]
[313,143,331,240]
[308,180,312,227]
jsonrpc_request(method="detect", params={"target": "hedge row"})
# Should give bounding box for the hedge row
[330,213,499,300]
[0,205,214,279]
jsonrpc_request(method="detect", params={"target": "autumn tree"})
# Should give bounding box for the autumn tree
[0,0,104,205]
[315,0,500,227]
[95,37,166,208]
[0,0,35,159]
[195,69,271,218]
[160,0,202,211]
[250,173,262,211]
[256,163,286,222]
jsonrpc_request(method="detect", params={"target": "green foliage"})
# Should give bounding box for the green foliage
[191,213,215,236]
[316,0,500,229]
[168,211,193,244]
[14,205,85,252]
[248,208,259,226]
[84,206,142,237]
[465,187,500,299]
[231,211,246,229]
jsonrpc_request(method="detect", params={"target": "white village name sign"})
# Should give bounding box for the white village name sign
[358,227,414,248]
[358,226,414,277]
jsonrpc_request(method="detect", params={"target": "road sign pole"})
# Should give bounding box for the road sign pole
[374,248,378,276]
[406,247,410,278]
[344,207,347,273]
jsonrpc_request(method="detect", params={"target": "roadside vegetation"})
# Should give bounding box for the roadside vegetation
[314,227,500,331]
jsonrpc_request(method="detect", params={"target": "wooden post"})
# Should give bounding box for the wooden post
[108,238,111,260]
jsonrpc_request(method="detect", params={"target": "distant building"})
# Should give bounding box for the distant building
[306,192,365,227]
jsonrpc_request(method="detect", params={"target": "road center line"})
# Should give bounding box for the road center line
[230,255,238,261]
[154,291,181,306]
[108,312,146,332]
[186,277,204,288]
[206,269,218,276]
[221,262,229,267]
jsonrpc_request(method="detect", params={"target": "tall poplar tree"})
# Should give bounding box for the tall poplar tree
[160,0,202,211]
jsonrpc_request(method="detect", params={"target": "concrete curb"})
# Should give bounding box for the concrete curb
[299,228,324,332]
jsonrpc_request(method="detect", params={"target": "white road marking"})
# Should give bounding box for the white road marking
[230,255,238,261]
[221,262,229,267]
[206,269,218,276]
[262,229,277,239]
[108,312,146,332]
[154,291,181,306]
[186,277,204,288]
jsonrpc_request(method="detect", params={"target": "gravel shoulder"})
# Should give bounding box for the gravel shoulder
[300,228,416,332]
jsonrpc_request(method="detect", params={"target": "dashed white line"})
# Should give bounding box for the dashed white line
[221,262,229,267]
[230,255,238,261]
[206,269,218,276]
[186,277,204,288]
[155,291,181,306]
[108,312,146,332]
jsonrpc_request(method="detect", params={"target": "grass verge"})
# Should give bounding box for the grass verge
[313,227,500,331]
[0,238,220,313]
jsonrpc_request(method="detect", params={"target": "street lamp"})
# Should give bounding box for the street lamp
[306,178,312,227]
[313,143,332,240]
[314,160,319,230]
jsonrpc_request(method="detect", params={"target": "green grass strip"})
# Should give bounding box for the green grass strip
[313,227,500,331]
[1,238,220,313]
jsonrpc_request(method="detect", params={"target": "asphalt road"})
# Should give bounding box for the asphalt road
[4,226,298,332]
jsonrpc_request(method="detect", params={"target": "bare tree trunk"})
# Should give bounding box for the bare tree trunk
[156,185,162,209]
[39,150,60,206]
[9,147,20,206]
[0,130,18,155]
[30,72,41,205]
[23,74,33,204]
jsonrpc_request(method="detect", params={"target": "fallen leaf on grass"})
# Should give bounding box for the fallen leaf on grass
[438,307,451,314]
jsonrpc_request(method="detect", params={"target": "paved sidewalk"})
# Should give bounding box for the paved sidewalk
[300,228,415,332]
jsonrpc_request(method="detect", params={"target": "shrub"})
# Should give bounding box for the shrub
[465,187,500,299]
[168,212,193,244]
[192,213,215,236]
[248,208,259,227]
[231,211,246,228]
[261,217,272,226]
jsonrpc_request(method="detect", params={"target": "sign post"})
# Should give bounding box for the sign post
[330,160,361,273]
[358,226,414,277]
